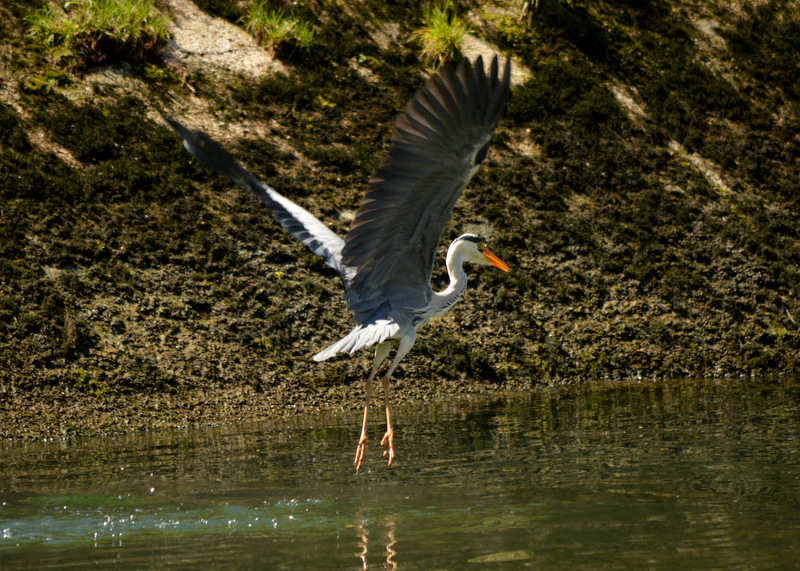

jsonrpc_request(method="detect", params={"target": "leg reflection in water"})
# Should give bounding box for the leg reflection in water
[356,521,368,570]
[354,516,398,570]
[384,518,397,570]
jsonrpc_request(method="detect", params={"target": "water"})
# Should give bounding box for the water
[1,377,798,569]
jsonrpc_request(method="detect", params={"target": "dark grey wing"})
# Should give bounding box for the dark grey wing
[341,56,511,319]
[165,117,347,278]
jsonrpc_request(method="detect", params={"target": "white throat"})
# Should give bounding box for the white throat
[420,240,472,327]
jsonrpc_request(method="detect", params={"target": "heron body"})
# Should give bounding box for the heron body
[167,55,511,470]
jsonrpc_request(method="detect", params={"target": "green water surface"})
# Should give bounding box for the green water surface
[1,376,798,569]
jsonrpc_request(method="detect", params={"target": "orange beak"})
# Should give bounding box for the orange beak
[483,247,509,272]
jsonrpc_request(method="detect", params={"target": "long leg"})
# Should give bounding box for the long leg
[355,342,391,471]
[354,377,371,471]
[380,377,394,465]
[379,330,416,467]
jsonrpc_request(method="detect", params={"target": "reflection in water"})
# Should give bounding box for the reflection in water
[355,513,397,570]
[356,520,368,569]
[0,376,798,569]
[385,518,397,571]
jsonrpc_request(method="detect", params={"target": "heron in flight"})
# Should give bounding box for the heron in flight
[166,55,511,470]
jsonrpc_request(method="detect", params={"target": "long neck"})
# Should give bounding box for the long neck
[429,243,469,319]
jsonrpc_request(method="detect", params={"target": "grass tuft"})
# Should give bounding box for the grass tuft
[410,1,471,68]
[242,2,314,53]
[26,0,171,69]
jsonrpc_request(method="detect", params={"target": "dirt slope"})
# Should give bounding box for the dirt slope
[0,0,798,438]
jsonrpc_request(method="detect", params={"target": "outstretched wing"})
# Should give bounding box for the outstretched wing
[165,117,347,279]
[341,56,511,321]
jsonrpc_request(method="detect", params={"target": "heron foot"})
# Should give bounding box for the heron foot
[380,430,395,466]
[354,433,367,472]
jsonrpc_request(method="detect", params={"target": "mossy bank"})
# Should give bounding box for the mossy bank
[1,0,798,439]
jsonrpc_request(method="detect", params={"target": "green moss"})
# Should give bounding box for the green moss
[74,367,107,401]
[425,331,498,382]
[310,363,350,388]
[494,17,530,52]
[725,4,800,116]
[0,103,33,151]
[249,323,295,368]
[21,94,193,203]
[21,66,71,93]
[639,52,750,151]
[122,355,179,393]
[507,58,624,129]
[227,63,415,202]
[528,336,566,384]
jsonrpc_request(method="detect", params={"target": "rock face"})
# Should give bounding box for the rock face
[0,1,798,438]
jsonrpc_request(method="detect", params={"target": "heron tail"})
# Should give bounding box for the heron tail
[313,319,400,361]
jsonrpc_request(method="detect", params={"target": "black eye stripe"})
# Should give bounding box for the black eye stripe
[458,234,484,245]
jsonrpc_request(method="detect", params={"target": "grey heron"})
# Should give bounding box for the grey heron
[166,55,511,470]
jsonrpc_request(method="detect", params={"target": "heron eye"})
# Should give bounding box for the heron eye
[478,243,486,252]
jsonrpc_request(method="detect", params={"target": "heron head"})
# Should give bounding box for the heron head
[455,234,509,272]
